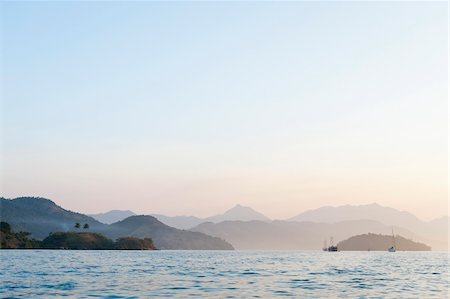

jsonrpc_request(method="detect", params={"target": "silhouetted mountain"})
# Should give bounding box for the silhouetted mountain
[0,197,233,250]
[206,204,271,223]
[151,214,204,230]
[89,210,136,224]
[288,203,422,227]
[3,196,445,251]
[0,197,105,239]
[191,219,440,250]
[337,233,431,251]
[106,215,233,250]
[151,204,270,229]
[288,203,448,248]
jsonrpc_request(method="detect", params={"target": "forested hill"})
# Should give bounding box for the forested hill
[337,233,431,251]
[107,215,234,250]
[0,197,104,239]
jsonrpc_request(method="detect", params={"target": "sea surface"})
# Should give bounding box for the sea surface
[0,250,448,298]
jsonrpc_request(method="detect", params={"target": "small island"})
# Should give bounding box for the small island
[0,222,40,249]
[0,222,156,250]
[337,233,431,251]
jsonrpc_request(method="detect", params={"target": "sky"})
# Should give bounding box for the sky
[1,2,448,221]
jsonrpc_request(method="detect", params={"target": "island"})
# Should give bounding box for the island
[336,233,431,251]
[0,222,156,250]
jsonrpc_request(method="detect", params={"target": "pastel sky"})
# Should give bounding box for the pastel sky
[1,2,448,220]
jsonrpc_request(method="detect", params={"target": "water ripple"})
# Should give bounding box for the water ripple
[0,250,448,298]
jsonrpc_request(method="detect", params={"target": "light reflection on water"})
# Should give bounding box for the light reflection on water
[1,250,448,298]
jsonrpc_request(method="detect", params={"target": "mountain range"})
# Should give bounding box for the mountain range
[187,204,447,250]
[91,204,270,229]
[289,203,423,228]
[0,197,233,250]
[288,203,448,247]
[152,204,270,229]
[90,203,448,250]
[2,197,447,251]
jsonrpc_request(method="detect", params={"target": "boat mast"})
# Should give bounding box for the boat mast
[391,227,396,248]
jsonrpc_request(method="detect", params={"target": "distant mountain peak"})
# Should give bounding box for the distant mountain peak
[89,210,136,224]
[206,204,271,223]
[288,202,422,228]
[226,204,253,212]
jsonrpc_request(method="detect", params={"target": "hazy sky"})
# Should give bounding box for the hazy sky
[1,2,448,220]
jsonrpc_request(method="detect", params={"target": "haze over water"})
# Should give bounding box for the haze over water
[1,250,448,298]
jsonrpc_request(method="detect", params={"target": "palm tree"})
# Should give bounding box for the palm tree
[83,223,89,230]
[74,222,81,229]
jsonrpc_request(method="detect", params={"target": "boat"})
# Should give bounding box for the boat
[388,227,396,252]
[323,237,338,252]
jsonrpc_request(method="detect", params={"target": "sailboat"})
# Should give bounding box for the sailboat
[323,237,338,252]
[388,227,396,252]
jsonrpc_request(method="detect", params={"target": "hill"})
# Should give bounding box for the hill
[41,232,115,249]
[89,210,136,224]
[337,233,431,251]
[0,197,106,239]
[106,215,233,250]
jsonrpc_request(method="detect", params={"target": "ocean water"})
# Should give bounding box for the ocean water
[0,250,448,298]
